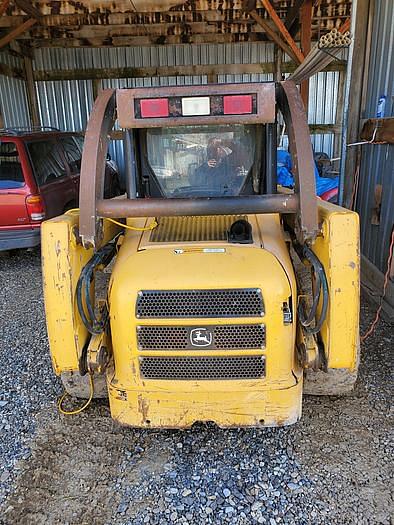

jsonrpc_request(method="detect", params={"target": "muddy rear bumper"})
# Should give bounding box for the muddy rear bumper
[108,379,303,429]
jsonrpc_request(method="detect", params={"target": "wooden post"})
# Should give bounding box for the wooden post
[92,78,102,101]
[207,72,218,84]
[300,0,312,111]
[24,56,40,127]
[340,0,371,208]
[334,69,346,158]
[274,46,282,81]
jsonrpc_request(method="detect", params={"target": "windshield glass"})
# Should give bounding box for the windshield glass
[146,125,256,197]
[0,142,24,189]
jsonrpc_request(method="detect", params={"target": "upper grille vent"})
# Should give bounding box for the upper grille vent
[136,289,264,318]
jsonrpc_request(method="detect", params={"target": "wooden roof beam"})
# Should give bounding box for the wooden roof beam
[249,10,300,64]
[260,0,304,64]
[284,0,306,32]
[14,0,41,19]
[0,18,36,49]
[0,0,10,17]
[300,0,312,108]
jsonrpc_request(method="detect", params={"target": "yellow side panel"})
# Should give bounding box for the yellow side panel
[314,202,360,369]
[42,211,120,374]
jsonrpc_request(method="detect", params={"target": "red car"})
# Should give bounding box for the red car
[0,128,121,251]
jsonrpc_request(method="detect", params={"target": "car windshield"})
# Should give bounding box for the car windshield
[146,125,256,197]
[0,142,24,189]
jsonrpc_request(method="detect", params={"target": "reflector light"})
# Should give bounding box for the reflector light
[140,98,169,118]
[182,97,210,116]
[223,95,253,115]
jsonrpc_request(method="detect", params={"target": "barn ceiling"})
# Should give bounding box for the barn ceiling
[0,0,352,49]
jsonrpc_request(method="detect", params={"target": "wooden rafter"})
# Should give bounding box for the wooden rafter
[260,0,304,64]
[0,18,36,49]
[0,0,10,17]
[249,10,300,64]
[339,18,351,34]
[300,0,312,108]
[284,0,306,32]
[14,0,41,19]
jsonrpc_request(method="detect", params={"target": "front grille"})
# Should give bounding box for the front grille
[139,355,265,380]
[137,324,265,350]
[136,289,264,318]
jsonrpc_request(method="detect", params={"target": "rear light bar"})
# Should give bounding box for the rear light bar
[26,194,45,222]
[135,94,256,119]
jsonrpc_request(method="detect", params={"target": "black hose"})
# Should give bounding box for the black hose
[297,245,329,335]
[76,238,118,335]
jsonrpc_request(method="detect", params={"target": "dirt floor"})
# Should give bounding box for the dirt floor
[0,249,392,525]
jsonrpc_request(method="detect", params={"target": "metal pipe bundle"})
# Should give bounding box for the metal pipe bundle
[289,28,352,84]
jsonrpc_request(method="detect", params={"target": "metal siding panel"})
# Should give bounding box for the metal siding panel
[356,0,394,273]
[0,75,30,127]
[29,42,341,184]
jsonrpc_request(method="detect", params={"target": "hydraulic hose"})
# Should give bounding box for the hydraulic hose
[296,245,329,335]
[76,237,119,335]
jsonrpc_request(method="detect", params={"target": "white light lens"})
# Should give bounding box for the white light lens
[182,97,210,116]
[30,213,45,221]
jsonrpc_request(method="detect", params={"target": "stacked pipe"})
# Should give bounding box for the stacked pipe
[289,28,352,84]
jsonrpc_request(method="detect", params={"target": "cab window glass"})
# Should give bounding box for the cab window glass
[0,142,24,189]
[59,136,82,174]
[27,140,67,186]
[146,125,256,197]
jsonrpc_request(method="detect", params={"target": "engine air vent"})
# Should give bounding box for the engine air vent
[149,215,247,243]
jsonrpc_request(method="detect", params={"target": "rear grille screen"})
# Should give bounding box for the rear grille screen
[139,355,265,380]
[136,289,264,318]
[149,215,247,243]
[137,324,265,350]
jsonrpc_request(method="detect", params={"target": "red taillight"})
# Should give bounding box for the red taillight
[140,98,169,118]
[26,194,45,222]
[223,95,252,115]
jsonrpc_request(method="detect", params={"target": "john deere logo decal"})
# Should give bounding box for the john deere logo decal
[190,328,213,347]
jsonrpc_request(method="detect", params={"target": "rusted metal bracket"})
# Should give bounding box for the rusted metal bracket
[79,89,116,248]
[277,81,318,244]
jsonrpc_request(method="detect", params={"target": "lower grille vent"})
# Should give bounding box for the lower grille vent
[139,355,265,380]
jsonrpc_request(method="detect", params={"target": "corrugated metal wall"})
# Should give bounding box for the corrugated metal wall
[356,0,393,273]
[31,43,340,174]
[1,43,341,175]
[0,52,31,127]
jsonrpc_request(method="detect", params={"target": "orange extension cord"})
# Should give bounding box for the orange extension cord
[361,227,394,342]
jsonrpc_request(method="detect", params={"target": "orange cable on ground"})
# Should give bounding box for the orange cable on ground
[361,227,394,342]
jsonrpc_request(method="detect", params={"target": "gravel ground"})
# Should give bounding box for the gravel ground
[0,248,392,524]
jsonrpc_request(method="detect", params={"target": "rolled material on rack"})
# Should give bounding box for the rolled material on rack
[289,28,352,84]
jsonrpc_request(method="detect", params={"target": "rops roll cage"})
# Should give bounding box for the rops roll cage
[79,81,318,248]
